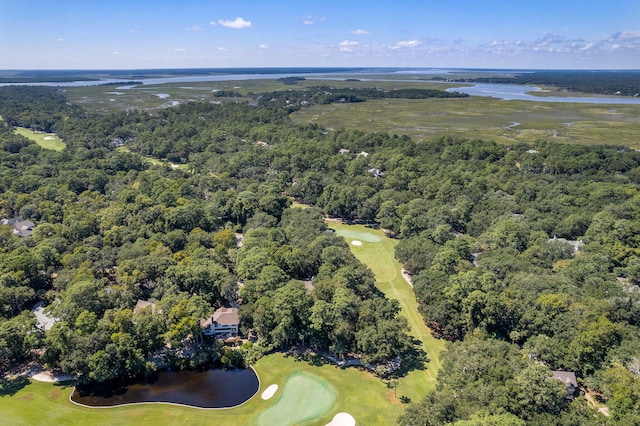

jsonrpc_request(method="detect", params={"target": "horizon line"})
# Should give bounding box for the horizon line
[1,67,640,72]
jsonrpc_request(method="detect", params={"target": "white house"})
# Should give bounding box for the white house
[201,307,239,338]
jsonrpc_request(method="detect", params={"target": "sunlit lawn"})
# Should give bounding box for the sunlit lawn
[15,127,66,151]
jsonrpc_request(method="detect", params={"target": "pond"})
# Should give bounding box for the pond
[71,368,259,409]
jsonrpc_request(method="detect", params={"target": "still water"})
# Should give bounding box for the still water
[71,368,259,408]
[447,83,640,104]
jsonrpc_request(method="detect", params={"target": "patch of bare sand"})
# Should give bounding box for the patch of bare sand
[261,384,278,400]
[325,412,355,426]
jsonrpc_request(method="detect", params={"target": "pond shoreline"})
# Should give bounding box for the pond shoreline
[69,366,261,410]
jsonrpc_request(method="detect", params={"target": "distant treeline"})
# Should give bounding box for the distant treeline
[277,76,306,85]
[256,86,468,111]
[0,73,98,83]
[458,70,640,96]
[0,86,85,132]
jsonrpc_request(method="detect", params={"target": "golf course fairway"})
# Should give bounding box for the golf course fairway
[329,222,444,401]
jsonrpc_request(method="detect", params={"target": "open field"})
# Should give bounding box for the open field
[329,222,445,402]
[1,352,403,425]
[292,97,640,147]
[15,127,65,151]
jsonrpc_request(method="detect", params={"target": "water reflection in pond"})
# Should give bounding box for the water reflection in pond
[71,368,259,408]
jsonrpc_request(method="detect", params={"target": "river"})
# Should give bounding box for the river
[446,83,640,104]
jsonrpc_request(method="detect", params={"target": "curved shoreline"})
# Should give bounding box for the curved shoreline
[68,365,262,411]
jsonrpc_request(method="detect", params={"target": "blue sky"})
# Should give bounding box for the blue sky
[1,0,639,69]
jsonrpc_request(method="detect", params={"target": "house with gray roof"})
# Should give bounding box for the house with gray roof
[1,216,35,237]
[201,307,239,338]
[552,371,580,400]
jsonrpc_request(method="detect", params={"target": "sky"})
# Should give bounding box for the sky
[1,0,639,70]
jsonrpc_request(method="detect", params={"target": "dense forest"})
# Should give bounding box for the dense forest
[1,84,639,424]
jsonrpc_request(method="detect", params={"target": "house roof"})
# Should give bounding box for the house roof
[213,307,239,325]
[548,236,584,252]
[1,216,35,236]
[133,299,158,314]
[552,371,578,387]
[201,307,239,328]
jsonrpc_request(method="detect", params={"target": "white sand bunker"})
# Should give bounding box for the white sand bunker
[43,136,55,140]
[351,240,362,246]
[325,412,356,426]
[261,384,278,400]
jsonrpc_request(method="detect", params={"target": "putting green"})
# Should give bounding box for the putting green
[256,372,336,426]
[333,228,382,243]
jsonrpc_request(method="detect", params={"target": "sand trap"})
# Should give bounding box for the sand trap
[351,240,362,246]
[43,136,55,140]
[325,412,356,426]
[30,369,74,383]
[261,384,278,400]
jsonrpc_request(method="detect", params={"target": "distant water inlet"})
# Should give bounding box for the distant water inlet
[71,368,259,408]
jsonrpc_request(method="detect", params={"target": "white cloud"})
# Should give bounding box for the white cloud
[616,31,640,39]
[128,29,139,33]
[217,47,227,51]
[303,15,325,25]
[339,40,359,46]
[350,29,371,35]
[52,38,64,42]
[186,25,204,32]
[214,17,252,29]
[259,44,269,49]
[395,39,422,48]
[174,48,187,52]
[340,47,353,53]
[112,51,122,55]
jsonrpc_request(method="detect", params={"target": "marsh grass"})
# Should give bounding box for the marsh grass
[292,97,640,147]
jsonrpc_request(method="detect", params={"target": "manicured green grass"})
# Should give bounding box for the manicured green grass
[1,352,404,425]
[292,97,640,148]
[256,372,336,426]
[329,223,445,402]
[15,127,65,151]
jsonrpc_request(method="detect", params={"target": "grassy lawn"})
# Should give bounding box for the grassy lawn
[256,371,336,426]
[15,127,65,151]
[328,222,445,402]
[1,352,403,425]
[292,97,640,148]
[116,146,190,170]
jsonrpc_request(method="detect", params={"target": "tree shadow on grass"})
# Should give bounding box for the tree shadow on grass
[391,339,430,380]
[284,350,332,367]
[0,375,30,397]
